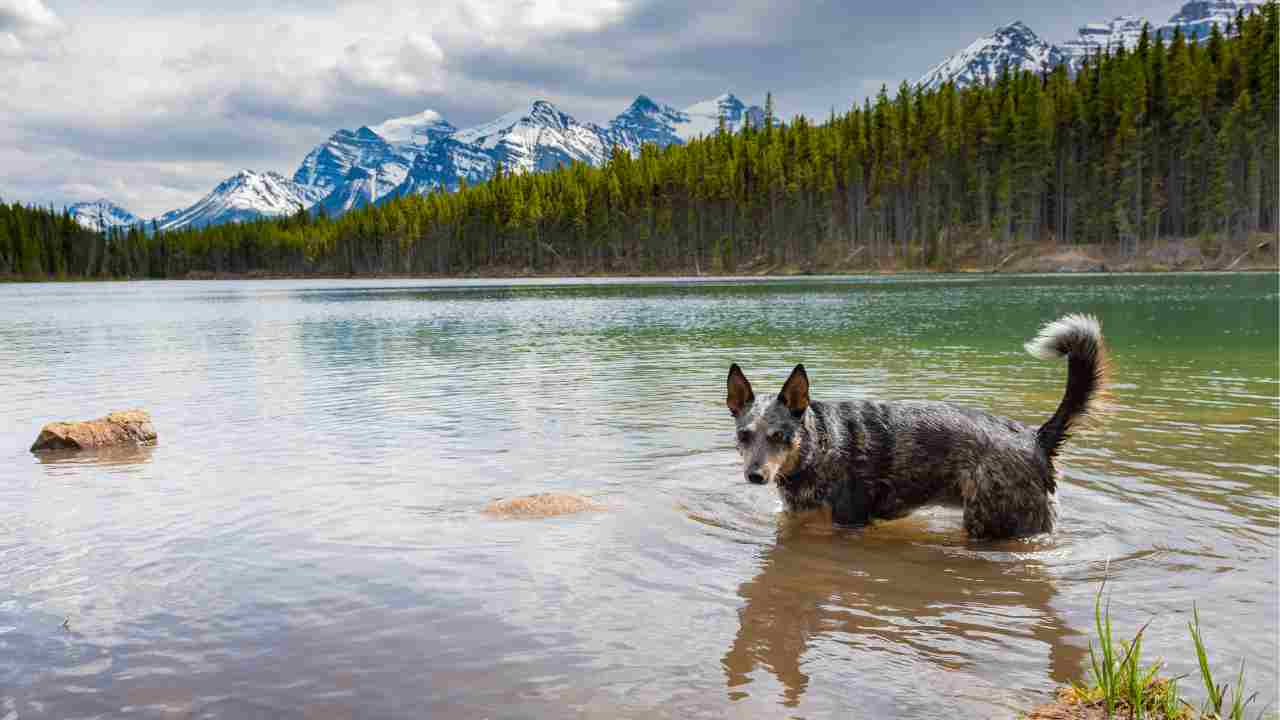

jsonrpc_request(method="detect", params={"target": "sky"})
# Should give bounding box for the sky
[2,0,1189,218]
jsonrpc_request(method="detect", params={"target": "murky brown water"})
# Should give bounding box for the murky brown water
[1,274,1276,718]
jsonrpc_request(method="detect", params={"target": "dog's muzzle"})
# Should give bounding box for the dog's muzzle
[746,471,766,485]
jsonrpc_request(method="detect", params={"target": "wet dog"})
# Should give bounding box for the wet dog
[726,314,1107,539]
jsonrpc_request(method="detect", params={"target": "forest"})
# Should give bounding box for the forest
[2,3,1275,280]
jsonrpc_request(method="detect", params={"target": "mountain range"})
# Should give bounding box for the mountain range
[68,0,1256,232]
[92,93,766,232]
[919,0,1261,90]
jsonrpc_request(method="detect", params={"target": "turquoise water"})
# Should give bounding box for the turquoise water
[0,273,1276,718]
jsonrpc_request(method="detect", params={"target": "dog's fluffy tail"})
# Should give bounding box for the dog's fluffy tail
[1025,314,1108,459]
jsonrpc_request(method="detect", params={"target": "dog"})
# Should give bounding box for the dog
[726,314,1107,539]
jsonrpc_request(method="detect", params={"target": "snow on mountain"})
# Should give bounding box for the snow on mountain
[1059,16,1148,66]
[383,93,766,202]
[155,171,324,231]
[1162,0,1260,39]
[924,1,1263,87]
[453,100,614,172]
[918,21,1065,90]
[368,109,457,149]
[385,137,496,200]
[314,167,381,216]
[606,95,689,149]
[316,156,428,215]
[673,93,766,141]
[1059,2,1259,67]
[67,199,140,232]
[382,93,766,203]
[385,100,614,199]
[292,126,411,200]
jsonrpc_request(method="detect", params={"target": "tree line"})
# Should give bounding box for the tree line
[3,3,1275,280]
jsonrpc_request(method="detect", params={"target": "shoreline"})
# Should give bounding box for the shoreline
[4,266,1276,283]
[4,238,1275,283]
[7,270,1279,283]
[5,262,1278,283]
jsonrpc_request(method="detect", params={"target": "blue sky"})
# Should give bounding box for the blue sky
[2,0,1187,217]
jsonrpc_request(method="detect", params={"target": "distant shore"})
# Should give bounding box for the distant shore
[3,238,1275,282]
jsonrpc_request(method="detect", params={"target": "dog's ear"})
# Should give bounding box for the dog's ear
[779,364,810,416]
[726,364,755,417]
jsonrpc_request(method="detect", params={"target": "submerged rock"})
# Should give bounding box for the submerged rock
[482,493,604,518]
[30,410,157,452]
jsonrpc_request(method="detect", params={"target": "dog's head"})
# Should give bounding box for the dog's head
[726,363,810,485]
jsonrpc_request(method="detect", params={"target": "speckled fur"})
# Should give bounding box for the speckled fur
[726,314,1107,539]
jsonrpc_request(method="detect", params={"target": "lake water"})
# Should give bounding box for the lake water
[1,274,1276,719]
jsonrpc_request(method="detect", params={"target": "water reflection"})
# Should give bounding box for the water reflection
[723,517,1086,708]
[33,443,156,466]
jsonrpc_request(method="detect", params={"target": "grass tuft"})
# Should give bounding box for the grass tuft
[1030,582,1269,720]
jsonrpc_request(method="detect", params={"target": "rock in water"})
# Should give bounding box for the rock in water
[482,493,604,518]
[30,410,157,452]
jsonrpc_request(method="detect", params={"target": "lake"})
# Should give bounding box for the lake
[1,273,1276,719]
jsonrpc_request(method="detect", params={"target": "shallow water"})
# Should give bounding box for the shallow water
[1,273,1276,719]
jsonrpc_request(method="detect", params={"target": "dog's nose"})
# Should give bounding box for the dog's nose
[747,471,765,485]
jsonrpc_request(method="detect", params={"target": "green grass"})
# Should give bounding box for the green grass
[1050,580,1269,720]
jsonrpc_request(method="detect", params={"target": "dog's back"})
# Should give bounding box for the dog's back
[803,399,1055,535]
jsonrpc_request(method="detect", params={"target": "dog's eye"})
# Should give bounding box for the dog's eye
[768,431,787,444]
[736,430,752,444]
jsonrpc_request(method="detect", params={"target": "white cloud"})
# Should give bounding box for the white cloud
[0,0,59,32]
[0,0,63,57]
[337,33,447,97]
[370,109,447,143]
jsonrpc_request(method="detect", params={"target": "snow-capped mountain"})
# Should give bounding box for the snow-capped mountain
[453,100,614,173]
[303,99,625,211]
[383,93,764,201]
[921,1,1263,88]
[67,199,140,232]
[1059,2,1258,66]
[368,109,457,150]
[606,95,689,149]
[1163,0,1261,39]
[918,21,1064,90]
[672,93,766,140]
[292,126,411,200]
[386,99,617,201]
[315,157,431,216]
[1058,15,1148,66]
[155,171,324,231]
[385,137,496,200]
[606,93,767,148]
[314,166,384,216]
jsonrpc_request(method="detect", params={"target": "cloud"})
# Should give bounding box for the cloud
[370,109,447,142]
[337,33,446,98]
[0,0,62,57]
[0,0,59,33]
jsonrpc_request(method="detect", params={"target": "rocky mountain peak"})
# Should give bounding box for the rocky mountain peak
[67,199,140,232]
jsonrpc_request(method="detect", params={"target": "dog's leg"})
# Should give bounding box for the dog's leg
[830,476,870,527]
[961,464,1057,539]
